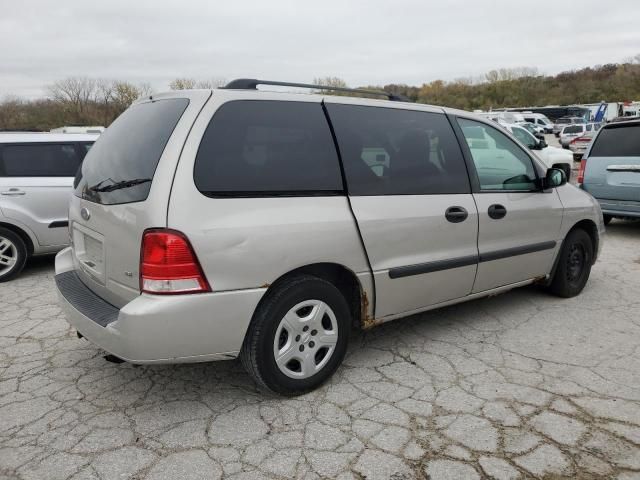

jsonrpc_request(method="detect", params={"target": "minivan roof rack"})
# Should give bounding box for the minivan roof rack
[223,78,410,102]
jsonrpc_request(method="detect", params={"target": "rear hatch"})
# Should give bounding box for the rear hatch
[69,90,211,307]
[583,122,640,203]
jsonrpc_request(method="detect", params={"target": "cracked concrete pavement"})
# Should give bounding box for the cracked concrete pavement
[1,221,640,479]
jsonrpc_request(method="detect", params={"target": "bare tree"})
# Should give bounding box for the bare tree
[138,82,153,97]
[485,67,539,83]
[48,77,97,115]
[112,81,143,109]
[169,78,197,90]
[196,77,227,89]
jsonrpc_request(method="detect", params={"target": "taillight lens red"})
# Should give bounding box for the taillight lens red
[577,159,587,184]
[140,229,210,294]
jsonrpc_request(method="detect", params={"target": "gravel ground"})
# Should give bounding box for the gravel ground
[1,220,640,480]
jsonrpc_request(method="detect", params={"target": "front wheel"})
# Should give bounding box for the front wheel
[0,227,28,282]
[240,275,351,395]
[547,229,593,298]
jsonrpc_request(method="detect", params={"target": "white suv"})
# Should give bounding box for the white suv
[0,133,97,281]
[55,80,604,395]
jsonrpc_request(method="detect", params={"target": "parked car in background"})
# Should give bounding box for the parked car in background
[54,80,603,395]
[554,117,586,136]
[522,113,554,133]
[521,121,545,137]
[569,132,595,161]
[580,119,640,225]
[0,133,98,281]
[503,124,573,179]
[559,123,601,148]
[476,111,526,125]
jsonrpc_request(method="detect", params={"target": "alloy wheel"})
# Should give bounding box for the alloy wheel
[0,236,18,277]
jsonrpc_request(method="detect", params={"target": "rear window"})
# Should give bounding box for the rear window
[0,143,82,177]
[194,101,342,196]
[564,125,583,134]
[590,124,640,157]
[557,118,571,124]
[74,98,189,205]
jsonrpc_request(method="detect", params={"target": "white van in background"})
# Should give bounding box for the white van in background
[50,126,105,134]
[475,111,526,125]
[521,112,554,133]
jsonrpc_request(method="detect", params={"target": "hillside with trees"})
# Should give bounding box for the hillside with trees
[1,58,639,131]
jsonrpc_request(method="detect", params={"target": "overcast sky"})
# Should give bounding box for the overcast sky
[1,0,639,98]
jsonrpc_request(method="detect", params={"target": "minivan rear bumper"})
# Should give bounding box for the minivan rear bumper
[55,247,266,364]
[596,199,640,218]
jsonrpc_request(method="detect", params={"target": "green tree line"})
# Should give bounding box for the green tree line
[1,59,639,131]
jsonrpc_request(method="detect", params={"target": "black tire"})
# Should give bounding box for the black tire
[603,214,613,225]
[240,274,351,396]
[0,227,28,282]
[573,154,582,162]
[548,229,593,298]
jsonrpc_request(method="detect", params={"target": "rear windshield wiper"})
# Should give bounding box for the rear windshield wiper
[90,178,152,193]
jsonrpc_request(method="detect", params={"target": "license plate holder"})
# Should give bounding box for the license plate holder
[72,224,106,284]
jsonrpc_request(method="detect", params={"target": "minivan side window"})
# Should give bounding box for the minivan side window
[589,124,640,157]
[457,118,537,191]
[194,101,343,195]
[0,144,80,177]
[326,104,470,195]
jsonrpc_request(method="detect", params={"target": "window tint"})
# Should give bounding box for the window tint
[75,98,189,205]
[326,104,469,195]
[590,124,640,157]
[0,143,80,177]
[557,118,571,124]
[458,118,537,191]
[79,142,93,158]
[194,101,342,195]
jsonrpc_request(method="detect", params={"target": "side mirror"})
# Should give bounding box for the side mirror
[544,168,566,189]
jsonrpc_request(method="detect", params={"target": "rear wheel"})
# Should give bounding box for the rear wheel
[548,229,593,298]
[573,154,582,162]
[603,214,613,225]
[0,227,28,282]
[240,275,351,395]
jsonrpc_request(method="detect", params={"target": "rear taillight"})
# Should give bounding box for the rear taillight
[577,158,587,184]
[572,136,591,144]
[140,229,210,294]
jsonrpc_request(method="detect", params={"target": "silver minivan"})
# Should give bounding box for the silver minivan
[579,119,640,224]
[55,80,604,395]
[0,133,97,281]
